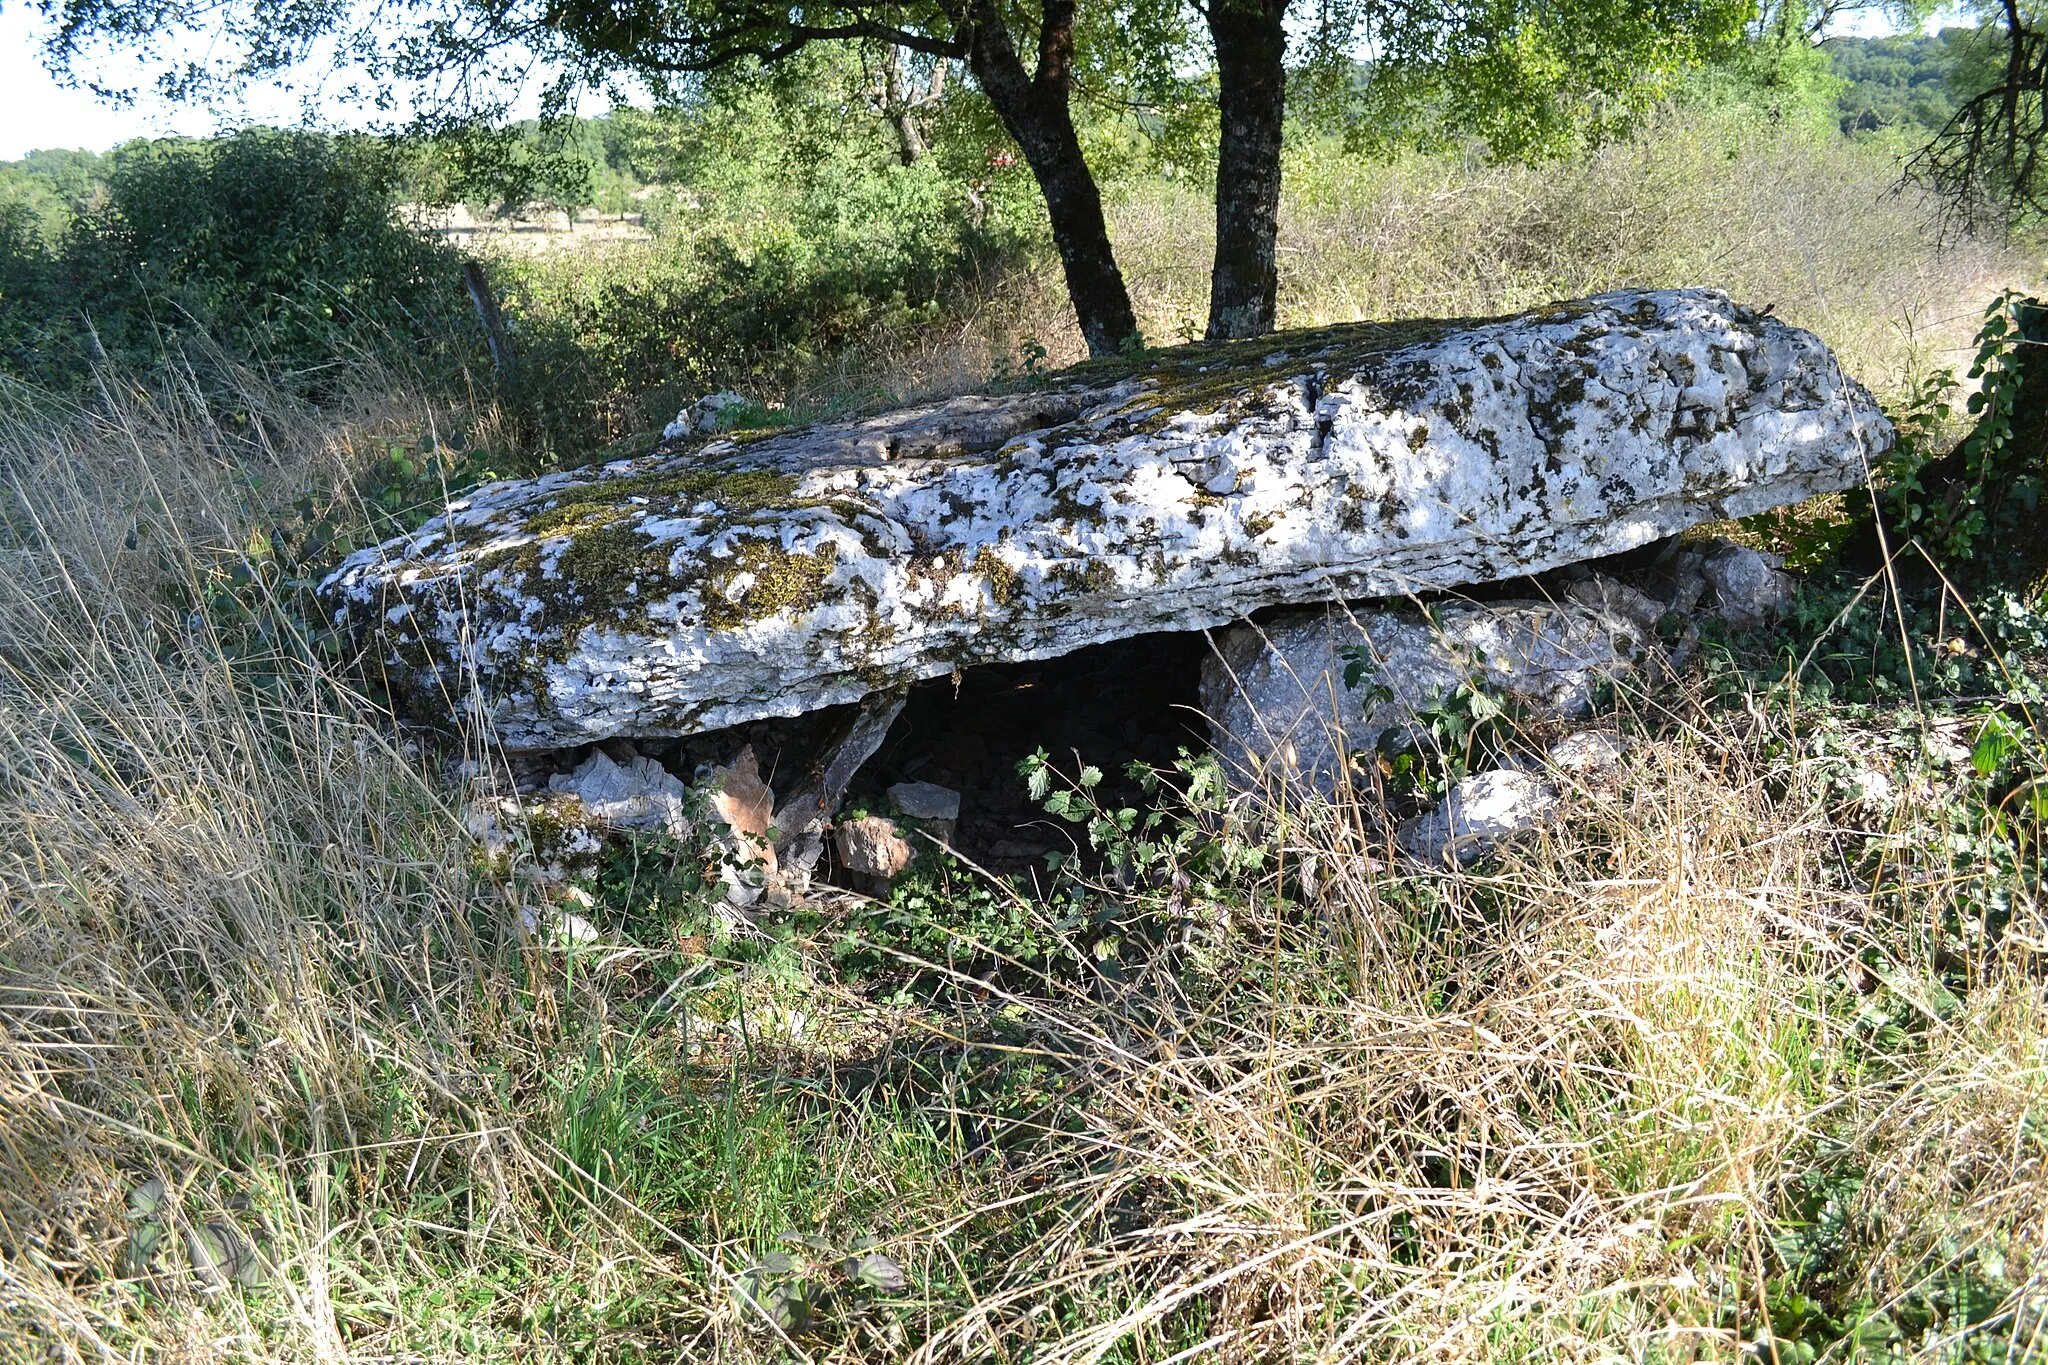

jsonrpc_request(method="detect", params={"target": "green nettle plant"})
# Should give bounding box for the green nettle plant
[1881,289,2045,569]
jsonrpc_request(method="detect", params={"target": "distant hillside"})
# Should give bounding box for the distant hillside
[0,146,107,236]
[1823,27,1976,134]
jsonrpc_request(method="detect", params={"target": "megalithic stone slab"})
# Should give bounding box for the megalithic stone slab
[320,288,1890,750]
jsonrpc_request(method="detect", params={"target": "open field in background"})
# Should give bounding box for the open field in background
[727,113,2036,416]
[0,108,2044,1363]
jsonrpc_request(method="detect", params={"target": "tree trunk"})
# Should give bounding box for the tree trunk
[881,46,930,165]
[1205,0,1288,340]
[962,1,1138,356]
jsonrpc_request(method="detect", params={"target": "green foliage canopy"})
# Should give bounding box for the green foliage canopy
[1292,0,1758,160]
[1826,28,1973,132]
[0,129,468,388]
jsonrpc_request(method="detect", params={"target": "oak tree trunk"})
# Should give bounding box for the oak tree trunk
[962,1,1139,356]
[1205,0,1288,340]
[881,46,930,165]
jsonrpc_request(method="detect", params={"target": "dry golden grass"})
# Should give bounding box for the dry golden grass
[890,111,2034,405]
[884,704,2047,1363]
[0,122,2044,1360]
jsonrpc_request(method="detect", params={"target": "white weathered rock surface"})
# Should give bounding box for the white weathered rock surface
[322,289,1888,750]
[1200,600,1646,797]
[1398,768,1561,866]
[546,749,691,837]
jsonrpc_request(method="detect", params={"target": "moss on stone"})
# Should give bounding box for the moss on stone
[1048,559,1118,595]
[974,546,1023,608]
[1043,313,1496,427]
[524,464,798,539]
[702,541,838,632]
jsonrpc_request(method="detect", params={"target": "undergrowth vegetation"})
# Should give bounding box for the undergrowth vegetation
[1,352,2044,1361]
[1,66,2046,1365]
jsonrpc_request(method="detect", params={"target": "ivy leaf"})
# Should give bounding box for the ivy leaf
[1022,748,1052,802]
[185,1220,241,1290]
[124,1219,167,1276]
[1971,714,2021,779]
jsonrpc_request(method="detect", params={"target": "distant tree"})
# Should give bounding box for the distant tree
[1908,2,2048,230]
[36,0,1776,353]
[0,146,109,239]
[1825,29,1971,132]
[36,0,1176,354]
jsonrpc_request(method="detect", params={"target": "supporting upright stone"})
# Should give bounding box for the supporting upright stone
[768,691,908,897]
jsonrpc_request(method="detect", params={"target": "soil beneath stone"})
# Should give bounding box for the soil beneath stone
[852,629,1213,884]
[507,629,1213,887]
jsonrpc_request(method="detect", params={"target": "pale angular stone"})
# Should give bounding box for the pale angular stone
[706,745,779,908]
[1200,600,1644,797]
[1547,728,1628,777]
[519,903,605,945]
[546,750,690,837]
[1398,769,1561,866]
[322,289,1888,750]
[1849,767,1896,811]
[1698,540,1797,629]
[1563,573,1666,635]
[464,792,604,883]
[834,815,916,879]
[664,391,752,439]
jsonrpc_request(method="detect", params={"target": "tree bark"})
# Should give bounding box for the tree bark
[880,45,930,165]
[1204,0,1288,340]
[960,1,1139,356]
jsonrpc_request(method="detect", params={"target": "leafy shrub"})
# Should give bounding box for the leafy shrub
[0,201,64,381]
[494,90,1033,446]
[1,129,472,393]
[1881,290,2046,572]
[65,130,471,386]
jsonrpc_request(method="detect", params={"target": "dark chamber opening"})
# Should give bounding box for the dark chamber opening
[851,628,1214,881]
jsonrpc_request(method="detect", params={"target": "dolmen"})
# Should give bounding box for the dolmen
[322,288,1890,883]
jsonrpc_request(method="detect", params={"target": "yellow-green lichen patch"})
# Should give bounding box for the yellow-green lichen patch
[522,464,799,539]
[1048,559,1119,596]
[470,515,681,675]
[463,460,822,666]
[702,541,838,632]
[1042,313,1491,424]
[974,546,1023,608]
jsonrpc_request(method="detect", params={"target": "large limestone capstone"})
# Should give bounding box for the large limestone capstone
[321,289,1890,749]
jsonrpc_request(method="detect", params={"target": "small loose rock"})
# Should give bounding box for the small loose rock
[1698,540,1796,630]
[1547,729,1627,778]
[1398,768,1560,866]
[888,781,962,821]
[546,749,691,838]
[835,815,916,880]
